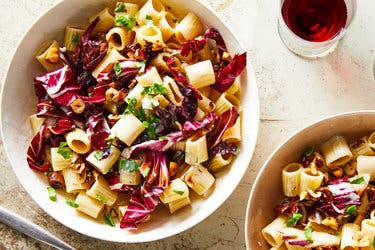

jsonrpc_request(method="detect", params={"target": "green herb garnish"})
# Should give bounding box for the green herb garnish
[96,194,107,204]
[118,159,139,173]
[104,212,115,227]
[350,176,365,184]
[141,83,168,96]
[114,2,126,13]
[304,146,314,157]
[115,15,135,30]
[65,199,79,208]
[47,187,56,201]
[304,225,313,243]
[372,236,375,248]
[145,14,153,25]
[286,212,303,227]
[44,168,52,177]
[57,142,72,160]
[142,120,157,139]
[72,33,79,45]
[159,136,168,140]
[172,18,178,23]
[94,151,104,161]
[173,190,184,196]
[114,61,121,76]
[134,60,146,71]
[345,205,357,216]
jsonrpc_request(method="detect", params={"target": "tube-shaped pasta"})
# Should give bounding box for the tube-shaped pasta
[225,79,241,95]
[261,216,287,248]
[86,146,121,174]
[65,129,91,154]
[136,67,163,87]
[280,227,340,248]
[119,160,142,185]
[153,94,170,108]
[299,168,324,193]
[198,43,212,62]
[368,131,375,150]
[111,114,145,146]
[362,219,375,249]
[185,134,208,164]
[209,154,233,172]
[183,164,215,195]
[175,12,203,43]
[29,114,45,135]
[106,27,135,51]
[64,26,85,52]
[50,147,78,171]
[184,60,215,89]
[86,176,118,206]
[341,223,369,249]
[168,196,191,214]
[163,76,183,106]
[193,107,206,121]
[62,167,89,193]
[214,93,241,115]
[350,136,375,157]
[222,116,241,143]
[198,94,215,113]
[157,12,178,42]
[159,178,189,203]
[35,40,63,72]
[321,135,353,167]
[75,192,105,219]
[150,53,170,72]
[92,48,126,78]
[282,163,302,197]
[115,2,139,18]
[357,156,375,181]
[136,0,165,26]
[135,24,165,50]
[125,83,144,105]
[89,8,114,33]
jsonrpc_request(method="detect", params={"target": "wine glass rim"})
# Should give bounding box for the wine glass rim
[278,0,357,45]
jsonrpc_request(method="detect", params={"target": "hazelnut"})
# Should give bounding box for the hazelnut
[70,98,85,114]
[45,47,60,64]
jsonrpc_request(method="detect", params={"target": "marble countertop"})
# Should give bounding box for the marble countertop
[0,0,374,249]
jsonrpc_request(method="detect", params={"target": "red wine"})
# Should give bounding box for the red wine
[282,0,347,42]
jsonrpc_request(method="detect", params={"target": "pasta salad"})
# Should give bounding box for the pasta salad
[27,0,246,230]
[262,133,375,249]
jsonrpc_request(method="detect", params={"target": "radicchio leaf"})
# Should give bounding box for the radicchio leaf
[122,112,218,158]
[49,116,75,135]
[34,65,80,106]
[26,124,51,172]
[203,28,227,51]
[96,59,140,85]
[212,52,247,93]
[36,98,65,118]
[87,115,110,149]
[207,106,239,149]
[180,87,198,121]
[180,38,206,57]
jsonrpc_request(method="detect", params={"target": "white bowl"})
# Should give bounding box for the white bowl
[1,0,259,243]
[245,111,375,249]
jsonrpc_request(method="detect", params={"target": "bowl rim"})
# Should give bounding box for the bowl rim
[0,0,260,243]
[244,110,375,249]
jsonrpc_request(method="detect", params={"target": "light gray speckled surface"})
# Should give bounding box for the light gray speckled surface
[0,0,374,249]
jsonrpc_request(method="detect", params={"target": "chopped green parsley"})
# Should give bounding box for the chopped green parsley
[114,61,121,76]
[115,15,135,30]
[118,159,139,173]
[47,187,56,201]
[94,151,104,161]
[65,199,79,208]
[104,212,115,227]
[95,194,107,204]
[57,142,72,160]
[350,176,365,184]
[71,33,79,45]
[173,190,184,196]
[304,225,313,243]
[286,212,303,227]
[114,2,126,13]
[304,146,314,157]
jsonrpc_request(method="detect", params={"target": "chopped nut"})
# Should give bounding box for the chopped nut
[107,114,121,126]
[169,162,178,177]
[343,161,357,177]
[105,88,119,102]
[321,217,338,230]
[222,51,231,61]
[45,47,60,64]
[332,167,343,178]
[70,98,85,114]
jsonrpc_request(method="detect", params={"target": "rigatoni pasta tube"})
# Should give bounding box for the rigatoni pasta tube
[64,26,85,52]
[175,12,203,43]
[209,154,233,172]
[222,116,241,143]
[282,163,302,197]
[361,219,375,249]
[86,146,121,174]
[62,167,88,193]
[185,134,208,165]
[36,40,63,72]
[115,2,139,18]
[214,93,241,115]
[65,128,91,154]
[184,60,215,89]
[111,114,145,146]
[75,192,105,219]
[50,147,78,171]
[168,196,191,214]
[135,24,165,50]
[159,178,189,203]
[125,84,144,105]
[350,136,375,157]
[163,76,183,106]
[299,168,324,193]
[86,176,118,206]
[340,223,368,249]
[136,0,165,26]
[225,79,241,95]
[106,27,135,51]
[357,156,375,181]
[157,12,178,42]
[92,48,126,78]
[280,227,340,248]
[320,135,353,167]
[261,216,287,248]
[89,8,114,33]
[29,114,45,135]
[198,94,215,113]
[183,164,215,195]
[136,67,163,87]
[150,53,170,72]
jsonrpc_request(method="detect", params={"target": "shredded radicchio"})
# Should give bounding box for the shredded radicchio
[120,151,169,230]
[27,124,51,172]
[212,52,247,93]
